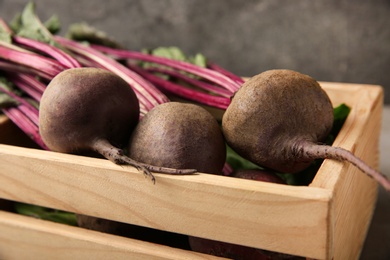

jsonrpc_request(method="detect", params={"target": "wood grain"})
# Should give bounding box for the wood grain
[313,83,383,259]
[0,210,224,260]
[0,143,332,259]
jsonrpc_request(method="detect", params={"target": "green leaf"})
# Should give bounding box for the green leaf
[139,46,208,80]
[152,46,187,62]
[66,22,122,49]
[44,15,61,34]
[149,46,208,67]
[9,13,22,33]
[226,144,262,171]
[0,77,19,109]
[331,103,351,136]
[11,1,57,45]
[190,53,207,68]
[0,31,12,44]
[14,203,78,226]
[0,22,12,43]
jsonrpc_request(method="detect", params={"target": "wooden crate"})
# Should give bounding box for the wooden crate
[0,82,384,260]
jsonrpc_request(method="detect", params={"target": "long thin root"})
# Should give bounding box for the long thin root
[92,139,197,184]
[302,141,390,192]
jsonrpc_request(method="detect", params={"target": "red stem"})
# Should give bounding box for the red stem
[145,66,232,98]
[0,85,39,125]
[13,36,82,69]
[2,107,48,150]
[91,44,241,93]
[207,62,245,85]
[0,60,53,80]
[0,43,65,78]
[9,73,45,102]
[131,65,230,110]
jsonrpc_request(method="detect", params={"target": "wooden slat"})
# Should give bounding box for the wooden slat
[0,210,225,260]
[0,143,332,259]
[311,83,383,259]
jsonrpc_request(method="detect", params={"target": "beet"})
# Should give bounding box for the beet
[128,102,226,175]
[188,237,303,260]
[76,214,191,250]
[39,68,139,154]
[222,69,390,191]
[232,169,286,184]
[39,68,195,183]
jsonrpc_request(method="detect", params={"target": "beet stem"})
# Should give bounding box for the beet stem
[207,62,245,85]
[9,73,45,102]
[130,65,230,110]
[0,60,53,80]
[13,36,82,69]
[0,86,39,125]
[91,44,241,93]
[301,141,390,192]
[0,42,65,77]
[2,107,48,149]
[144,66,232,98]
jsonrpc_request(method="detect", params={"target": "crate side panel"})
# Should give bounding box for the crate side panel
[312,84,383,259]
[0,144,332,259]
[332,87,382,260]
[0,210,224,260]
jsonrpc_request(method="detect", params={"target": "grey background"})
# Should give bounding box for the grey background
[0,1,389,259]
[0,0,389,103]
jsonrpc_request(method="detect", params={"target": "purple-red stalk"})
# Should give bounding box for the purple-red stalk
[144,66,232,98]
[222,162,234,176]
[207,62,245,85]
[0,60,54,80]
[2,107,48,149]
[13,36,82,69]
[9,73,45,102]
[91,44,241,93]
[0,43,65,78]
[131,65,230,110]
[0,85,39,125]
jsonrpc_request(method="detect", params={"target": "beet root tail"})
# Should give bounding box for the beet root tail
[92,139,197,184]
[302,141,390,192]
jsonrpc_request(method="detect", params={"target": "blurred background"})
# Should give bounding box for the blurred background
[0,0,389,259]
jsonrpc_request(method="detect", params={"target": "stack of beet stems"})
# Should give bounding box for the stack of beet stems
[91,44,242,110]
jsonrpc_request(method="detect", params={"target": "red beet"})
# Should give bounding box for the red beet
[189,237,303,260]
[222,69,390,191]
[232,169,286,184]
[39,68,196,183]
